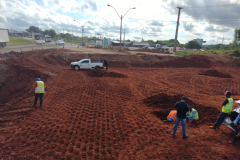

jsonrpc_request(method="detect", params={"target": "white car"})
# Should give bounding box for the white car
[55,40,65,45]
[70,58,105,70]
[224,100,240,132]
[36,40,45,45]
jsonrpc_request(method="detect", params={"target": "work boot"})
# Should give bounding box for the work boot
[171,132,175,136]
[209,126,217,129]
[228,141,234,144]
[182,134,188,139]
[236,132,240,138]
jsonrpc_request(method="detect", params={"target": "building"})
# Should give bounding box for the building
[132,42,149,47]
[193,38,206,46]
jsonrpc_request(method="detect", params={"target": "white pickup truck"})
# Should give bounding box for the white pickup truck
[70,58,105,70]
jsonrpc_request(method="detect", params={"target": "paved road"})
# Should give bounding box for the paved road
[0,42,81,54]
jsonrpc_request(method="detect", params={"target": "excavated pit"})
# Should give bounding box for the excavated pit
[199,69,232,78]
[144,93,220,126]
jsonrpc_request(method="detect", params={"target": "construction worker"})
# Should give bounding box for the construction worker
[228,113,240,144]
[104,59,108,71]
[186,107,199,120]
[33,78,46,108]
[171,96,190,138]
[210,91,233,129]
[164,110,177,122]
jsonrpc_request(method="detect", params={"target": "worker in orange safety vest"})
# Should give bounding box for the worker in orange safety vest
[163,110,177,122]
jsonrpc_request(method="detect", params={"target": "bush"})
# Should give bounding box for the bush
[232,50,240,57]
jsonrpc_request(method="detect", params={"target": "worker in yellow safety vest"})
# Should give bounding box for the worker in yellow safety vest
[33,78,46,108]
[186,107,199,120]
[210,91,233,129]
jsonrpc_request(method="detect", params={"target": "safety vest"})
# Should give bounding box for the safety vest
[222,98,233,113]
[35,81,45,93]
[167,110,177,122]
[188,108,199,120]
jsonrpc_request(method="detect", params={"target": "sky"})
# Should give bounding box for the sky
[0,0,240,44]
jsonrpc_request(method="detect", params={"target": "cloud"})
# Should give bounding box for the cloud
[0,15,7,22]
[53,0,60,5]
[0,0,238,44]
[204,26,231,32]
[150,21,163,26]
[183,22,194,32]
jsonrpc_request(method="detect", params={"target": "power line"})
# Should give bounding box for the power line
[182,4,237,9]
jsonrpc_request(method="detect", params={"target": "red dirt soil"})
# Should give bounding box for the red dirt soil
[0,49,240,159]
[86,69,127,78]
[199,69,233,78]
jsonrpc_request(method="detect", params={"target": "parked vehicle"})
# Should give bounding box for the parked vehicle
[36,39,45,45]
[95,40,102,47]
[150,44,161,49]
[70,58,105,70]
[224,100,240,132]
[45,35,51,42]
[34,35,41,40]
[55,40,65,45]
[162,45,170,51]
[0,29,9,47]
[141,46,148,49]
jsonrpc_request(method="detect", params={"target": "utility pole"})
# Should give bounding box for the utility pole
[82,26,84,45]
[120,15,122,50]
[174,7,183,52]
[124,29,125,41]
[72,30,73,42]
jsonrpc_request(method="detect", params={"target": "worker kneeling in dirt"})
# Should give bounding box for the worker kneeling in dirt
[210,91,233,129]
[228,113,240,144]
[164,110,177,122]
[33,78,46,108]
[186,107,199,121]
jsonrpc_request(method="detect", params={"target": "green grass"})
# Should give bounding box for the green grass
[176,48,240,57]
[9,36,35,45]
[175,51,191,57]
[63,39,80,45]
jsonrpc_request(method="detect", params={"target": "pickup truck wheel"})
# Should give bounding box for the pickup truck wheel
[95,66,100,69]
[74,65,80,70]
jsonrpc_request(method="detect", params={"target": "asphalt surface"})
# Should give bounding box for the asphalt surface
[0,42,81,54]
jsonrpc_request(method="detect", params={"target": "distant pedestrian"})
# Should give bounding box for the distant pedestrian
[210,91,233,129]
[96,59,100,63]
[33,78,46,108]
[104,59,108,71]
[171,96,190,138]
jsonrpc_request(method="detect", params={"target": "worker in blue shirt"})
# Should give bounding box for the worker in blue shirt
[186,107,199,120]
[228,113,240,144]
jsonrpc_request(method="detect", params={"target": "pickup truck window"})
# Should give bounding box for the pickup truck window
[81,60,89,63]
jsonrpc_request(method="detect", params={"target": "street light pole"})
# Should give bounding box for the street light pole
[107,5,135,50]
[74,20,90,46]
[120,15,122,49]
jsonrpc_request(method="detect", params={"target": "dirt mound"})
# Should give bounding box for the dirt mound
[125,48,171,54]
[86,69,127,78]
[199,69,232,78]
[144,93,220,126]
